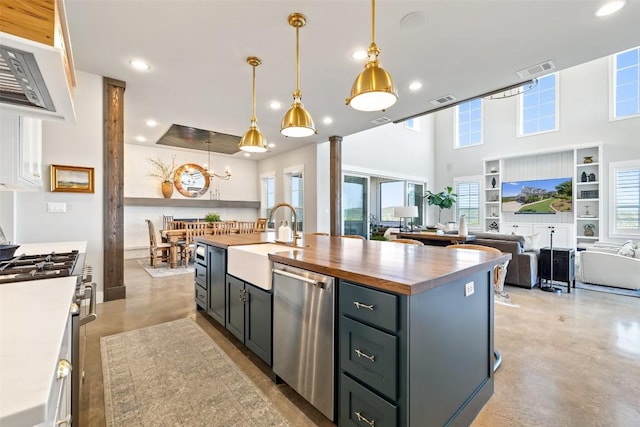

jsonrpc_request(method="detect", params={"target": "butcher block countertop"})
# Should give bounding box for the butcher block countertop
[196,233,510,295]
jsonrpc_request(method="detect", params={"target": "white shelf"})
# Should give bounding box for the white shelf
[577,217,599,220]
[576,181,599,185]
[576,198,599,202]
[577,236,599,240]
[576,162,599,168]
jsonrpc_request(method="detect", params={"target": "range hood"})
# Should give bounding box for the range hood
[0,0,76,123]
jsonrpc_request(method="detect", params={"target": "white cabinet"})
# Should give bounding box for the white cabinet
[575,145,602,246]
[500,222,574,248]
[0,114,43,190]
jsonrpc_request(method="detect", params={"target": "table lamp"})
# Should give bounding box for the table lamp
[394,206,419,231]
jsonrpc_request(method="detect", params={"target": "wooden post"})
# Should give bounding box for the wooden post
[103,77,126,301]
[329,135,342,236]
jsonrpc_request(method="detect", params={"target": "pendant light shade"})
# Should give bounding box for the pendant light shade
[346,0,398,112]
[239,57,267,153]
[281,13,316,138]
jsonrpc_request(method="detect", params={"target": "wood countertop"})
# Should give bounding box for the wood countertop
[196,233,510,296]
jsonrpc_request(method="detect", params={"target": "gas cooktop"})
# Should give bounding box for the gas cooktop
[0,251,80,284]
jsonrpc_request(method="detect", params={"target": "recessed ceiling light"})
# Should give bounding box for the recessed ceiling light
[270,101,282,110]
[135,135,146,142]
[351,50,368,60]
[244,153,251,157]
[129,59,150,71]
[323,117,333,125]
[409,81,423,91]
[268,143,276,148]
[595,1,626,17]
[145,119,157,127]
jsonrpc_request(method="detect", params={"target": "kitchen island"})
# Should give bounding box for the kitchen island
[194,233,510,426]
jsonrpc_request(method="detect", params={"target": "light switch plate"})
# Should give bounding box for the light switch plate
[47,202,67,213]
[464,281,474,297]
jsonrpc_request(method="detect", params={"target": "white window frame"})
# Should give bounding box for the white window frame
[404,117,420,132]
[609,160,640,237]
[610,46,640,121]
[260,171,276,228]
[284,164,304,233]
[453,175,482,229]
[454,99,483,148]
[517,73,560,137]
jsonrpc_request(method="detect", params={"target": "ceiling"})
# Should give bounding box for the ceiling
[64,0,640,159]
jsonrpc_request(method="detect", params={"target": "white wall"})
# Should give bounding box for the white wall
[433,56,640,240]
[11,71,105,296]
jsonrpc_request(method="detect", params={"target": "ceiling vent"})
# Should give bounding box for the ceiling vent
[370,117,392,125]
[516,60,556,79]
[429,95,456,106]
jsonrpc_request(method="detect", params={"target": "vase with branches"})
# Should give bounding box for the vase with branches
[423,186,458,224]
[148,155,177,198]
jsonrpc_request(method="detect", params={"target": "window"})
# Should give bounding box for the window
[519,73,558,136]
[404,118,420,132]
[610,161,640,235]
[613,47,640,119]
[261,174,275,228]
[454,177,481,226]
[455,98,482,147]
[380,181,405,225]
[407,183,425,226]
[287,171,304,232]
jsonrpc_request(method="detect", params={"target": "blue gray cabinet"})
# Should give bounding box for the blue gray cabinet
[207,246,226,325]
[194,243,208,310]
[338,271,495,426]
[225,274,272,366]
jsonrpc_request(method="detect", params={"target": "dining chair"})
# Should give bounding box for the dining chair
[341,235,366,240]
[237,221,256,234]
[209,222,232,235]
[181,222,211,265]
[146,219,171,267]
[390,238,424,246]
[255,218,267,232]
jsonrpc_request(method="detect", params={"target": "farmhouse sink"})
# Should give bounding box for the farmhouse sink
[227,243,300,290]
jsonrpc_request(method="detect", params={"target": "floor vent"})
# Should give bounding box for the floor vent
[429,95,456,106]
[517,60,556,79]
[370,117,392,125]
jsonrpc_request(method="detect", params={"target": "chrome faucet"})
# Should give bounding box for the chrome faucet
[268,202,301,246]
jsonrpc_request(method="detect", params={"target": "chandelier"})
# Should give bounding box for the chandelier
[203,140,231,180]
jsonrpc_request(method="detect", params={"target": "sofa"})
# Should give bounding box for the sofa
[579,241,640,290]
[471,232,539,288]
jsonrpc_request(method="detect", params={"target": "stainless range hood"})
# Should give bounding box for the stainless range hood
[0,0,76,123]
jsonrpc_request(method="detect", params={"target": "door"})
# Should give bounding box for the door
[225,275,245,342]
[343,175,369,238]
[245,283,272,365]
[207,247,226,325]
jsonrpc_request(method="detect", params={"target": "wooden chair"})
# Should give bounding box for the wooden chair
[209,222,231,235]
[391,238,424,246]
[236,221,255,234]
[146,219,171,267]
[181,222,212,265]
[255,218,267,232]
[446,244,510,294]
[341,235,366,240]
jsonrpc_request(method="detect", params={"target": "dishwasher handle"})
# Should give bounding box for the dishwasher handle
[273,268,325,289]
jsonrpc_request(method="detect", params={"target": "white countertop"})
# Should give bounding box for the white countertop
[0,241,86,426]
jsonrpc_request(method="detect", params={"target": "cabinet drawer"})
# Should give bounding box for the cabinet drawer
[340,316,397,400]
[340,281,397,332]
[195,284,207,307]
[195,263,207,288]
[340,373,397,427]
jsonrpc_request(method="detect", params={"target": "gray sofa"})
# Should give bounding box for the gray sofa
[472,233,539,288]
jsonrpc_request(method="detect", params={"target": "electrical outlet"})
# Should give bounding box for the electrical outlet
[464,281,474,297]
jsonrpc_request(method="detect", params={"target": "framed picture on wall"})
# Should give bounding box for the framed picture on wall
[50,164,95,193]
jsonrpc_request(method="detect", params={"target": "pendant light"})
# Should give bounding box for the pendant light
[346,0,398,112]
[280,13,316,138]
[238,57,267,153]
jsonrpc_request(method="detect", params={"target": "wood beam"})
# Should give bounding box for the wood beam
[329,135,342,236]
[103,77,126,301]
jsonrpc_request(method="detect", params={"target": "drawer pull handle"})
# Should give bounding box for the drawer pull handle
[353,301,374,310]
[354,411,376,427]
[354,348,375,362]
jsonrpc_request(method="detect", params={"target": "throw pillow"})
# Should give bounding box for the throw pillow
[522,233,541,252]
[617,242,636,257]
[623,240,638,249]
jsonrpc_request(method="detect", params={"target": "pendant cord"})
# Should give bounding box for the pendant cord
[295,25,300,95]
[251,64,256,122]
[371,0,375,44]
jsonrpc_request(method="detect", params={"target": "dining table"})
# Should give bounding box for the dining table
[162,229,188,268]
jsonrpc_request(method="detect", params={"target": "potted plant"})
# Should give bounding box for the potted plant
[422,186,457,224]
[204,213,221,223]
[148,155,177,198]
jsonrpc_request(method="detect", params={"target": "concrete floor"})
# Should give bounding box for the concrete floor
[80,260,640,426]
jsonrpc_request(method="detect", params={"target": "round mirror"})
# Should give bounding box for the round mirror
[173,163,210,198]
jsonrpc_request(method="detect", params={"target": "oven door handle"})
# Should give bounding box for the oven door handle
[79,283,97,326]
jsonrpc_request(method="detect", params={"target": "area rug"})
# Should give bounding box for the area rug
[575,281,640,298]
[135,258,194,278]
[101,318,291,426]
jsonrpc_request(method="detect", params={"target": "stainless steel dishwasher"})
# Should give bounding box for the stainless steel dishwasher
[272,262,335,420]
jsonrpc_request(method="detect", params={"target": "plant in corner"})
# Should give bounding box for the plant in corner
[422,186,457,224]
[204,213,221,223]
[148,155,177,198]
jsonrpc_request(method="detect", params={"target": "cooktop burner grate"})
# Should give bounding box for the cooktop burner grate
[0,250,80,283]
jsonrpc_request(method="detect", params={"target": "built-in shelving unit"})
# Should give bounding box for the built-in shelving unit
[483,159,501,232]
[575,145,602,246]
[124,198,260,209]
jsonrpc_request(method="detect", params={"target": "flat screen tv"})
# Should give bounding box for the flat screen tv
[502,177,572,214]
